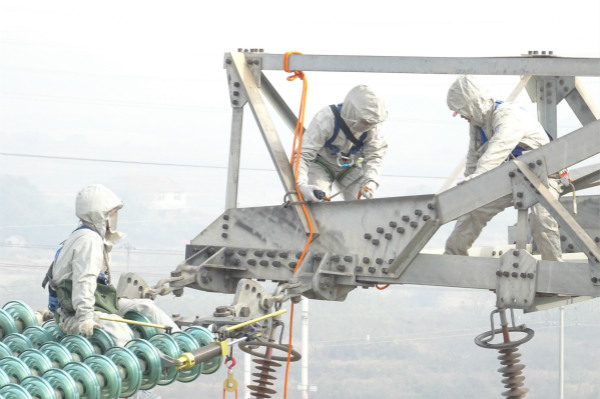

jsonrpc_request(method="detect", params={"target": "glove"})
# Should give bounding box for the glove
[359,181,378,199]
[299,185,326,202]
[79,319,102,337]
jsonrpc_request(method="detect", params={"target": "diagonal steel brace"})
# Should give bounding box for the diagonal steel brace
[514,160,600,283]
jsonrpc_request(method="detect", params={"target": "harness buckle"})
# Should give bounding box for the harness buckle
[336,153,356,168]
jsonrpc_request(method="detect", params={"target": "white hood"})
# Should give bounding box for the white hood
[447,75,494,128]
[340,85,387,133]
[75,184,124,240]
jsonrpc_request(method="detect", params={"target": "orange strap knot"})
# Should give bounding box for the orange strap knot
[284,51,305,81]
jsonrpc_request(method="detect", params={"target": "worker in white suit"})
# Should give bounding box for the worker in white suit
[443,75,562,261]
[296,85,388,201]
[49,184,177,398]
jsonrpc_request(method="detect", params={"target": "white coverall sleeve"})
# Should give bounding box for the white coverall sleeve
[71,234,105,323]
[464,124,480,177]
[359,132,388,185]
[296,108,335,186]
[471,111,525,178]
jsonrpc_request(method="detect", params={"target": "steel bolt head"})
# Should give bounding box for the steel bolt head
[513,262,519,268]
[513,250,520,256]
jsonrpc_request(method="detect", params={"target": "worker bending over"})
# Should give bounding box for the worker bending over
[444,75,562,261]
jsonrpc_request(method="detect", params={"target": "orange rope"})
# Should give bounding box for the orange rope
[282,51,313,399]
[375,284,390,290]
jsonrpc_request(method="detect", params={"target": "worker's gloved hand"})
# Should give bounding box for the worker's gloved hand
[299,185,326,202]
[79,319,102,337]
[359,181,378,199]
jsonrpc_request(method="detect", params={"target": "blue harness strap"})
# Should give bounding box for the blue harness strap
[325,103,367,158]
[45,224,93,312]
[478,101,553,159]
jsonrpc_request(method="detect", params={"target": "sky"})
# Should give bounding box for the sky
[1,0,600,397]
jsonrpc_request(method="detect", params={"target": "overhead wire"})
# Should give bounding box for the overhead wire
[0,151,448,179]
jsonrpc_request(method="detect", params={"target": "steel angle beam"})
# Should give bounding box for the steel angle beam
[566,78,600,125]
[436,120,600,224]
[567,163,600,190]
[514,160,600,282]
[260,72,301,134]
[225,107,244,209]
[244,53,600,76]
[189,195,438,259]
[357,254,600,297]
[228,51,317,235]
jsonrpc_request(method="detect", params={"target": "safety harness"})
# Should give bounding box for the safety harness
[42,225,117,315]
[478,101,553,159]
[325,103,367,165]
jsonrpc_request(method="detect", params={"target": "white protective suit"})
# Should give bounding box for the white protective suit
[52,184,179,346]
[444,75,563,261]
[296,85,388,201]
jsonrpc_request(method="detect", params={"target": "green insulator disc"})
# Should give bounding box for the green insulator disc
[18,349,53,377]
[0,357,31,384]
[63,362,101,399]
[59,335,95,362]
[148,333,179,386]
[39,342,73,369]
[0,368,10,387]
[170,331,202,383]
[2,302,37,333]
[0,383,32,399]
[0,342,13,359]
[83,355,122,399]
[19,375,58,399]
[2,334,33,357]
[185,326,221,374]
[41,320,65,342]
[22,327,53,350]
[123,311,157,340]
[0,310,18,340]
[104,347,141,398]
[124,339,161,390]
[87,328,115,355]
[42,368,80,399]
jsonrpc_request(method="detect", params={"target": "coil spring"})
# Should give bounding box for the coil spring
[238,340,302,399]
[474,309,535,399]
[497,346,528,398]
[248,358,280,399]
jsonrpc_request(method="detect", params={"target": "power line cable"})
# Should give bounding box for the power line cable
[0,152,448,179]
